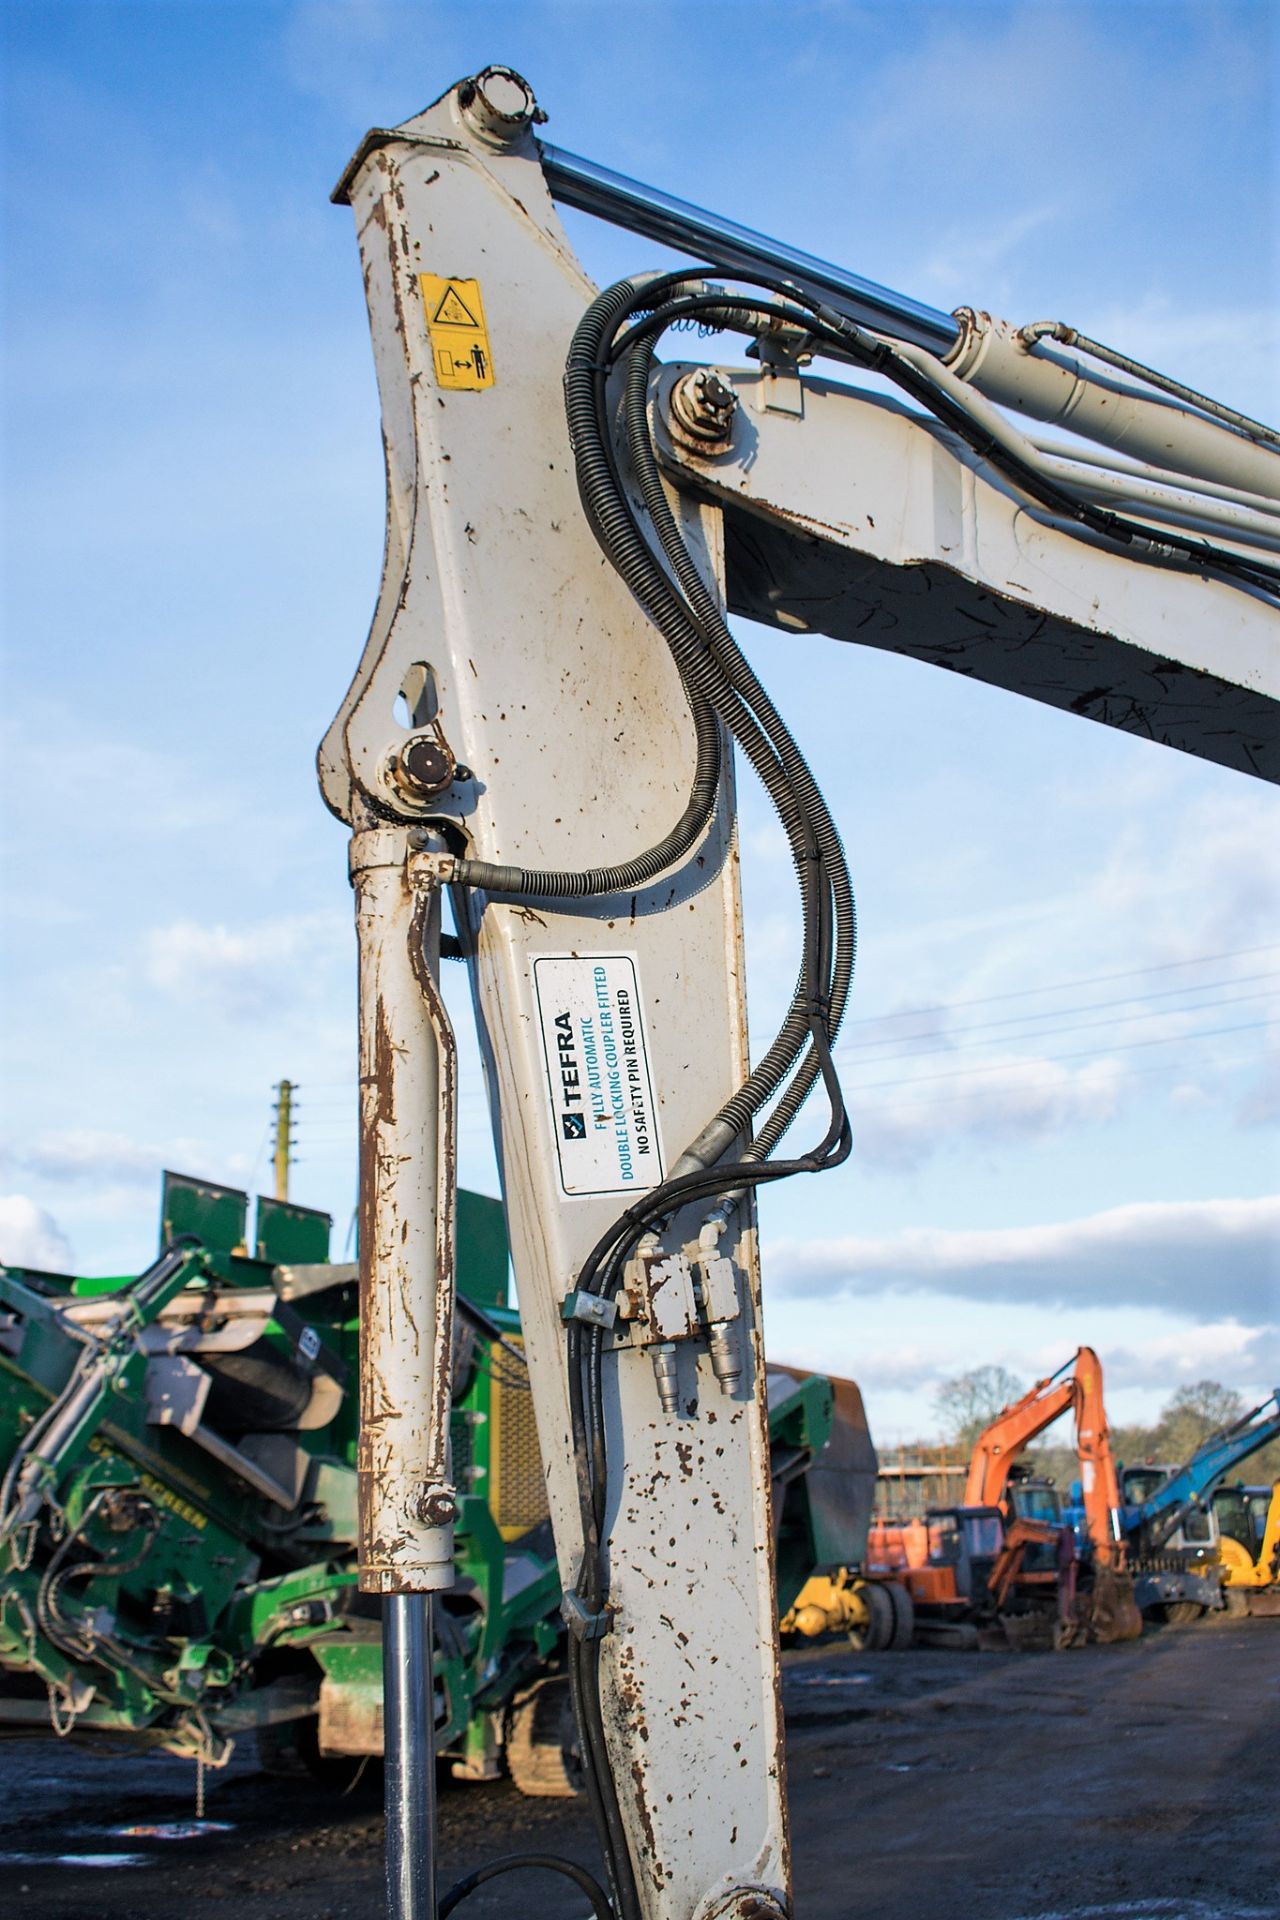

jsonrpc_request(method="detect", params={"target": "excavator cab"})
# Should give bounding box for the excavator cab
[1121,1463,1174,1506]
[908,1506,1004,1611]
[1213,1484,1257,1551]
[1004,1473,1064,1575]
[1127,1472,1219,1557]
[1208,1483,1280,1611]
[1243,1487,1274,1549]
[1006,1477,1061,1524]
[1211,1482,1280,1600]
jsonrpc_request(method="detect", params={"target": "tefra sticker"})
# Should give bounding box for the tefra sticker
[533,954,665,1198]
[419,274,495,390]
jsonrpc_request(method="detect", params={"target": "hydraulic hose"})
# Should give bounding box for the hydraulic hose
[573,282,849,1153]
[620,337,857,1150]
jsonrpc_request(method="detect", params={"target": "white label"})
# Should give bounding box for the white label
[532,953,664,1198]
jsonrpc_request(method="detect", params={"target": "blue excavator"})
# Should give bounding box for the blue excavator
[1065,1390,1280,1623]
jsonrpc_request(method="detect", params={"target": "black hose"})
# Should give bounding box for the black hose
[619,336,857,1148]
[439,1853,613,1919]
[614,284,1280,598]
[568,282,851,1156]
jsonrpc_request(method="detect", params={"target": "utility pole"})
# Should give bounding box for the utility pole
[273,1080,295,1201]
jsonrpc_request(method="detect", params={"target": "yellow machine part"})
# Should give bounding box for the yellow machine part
[488,1337,551,1541]
[780,1571,870,1638]
[1220,1483,1280,1589]
[1220,1536,1261,1587]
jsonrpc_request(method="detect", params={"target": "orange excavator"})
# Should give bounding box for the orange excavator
[969,1347,1141,1641]
[967,1346,1113,1527]
[868,1348,1142,1644]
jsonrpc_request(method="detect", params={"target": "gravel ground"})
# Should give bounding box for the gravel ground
[1,1614,1275,1920]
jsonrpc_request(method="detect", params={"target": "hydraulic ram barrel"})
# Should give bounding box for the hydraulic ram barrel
[538,141,960,356]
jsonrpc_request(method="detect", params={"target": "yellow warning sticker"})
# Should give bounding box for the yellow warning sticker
[419,274,495,390]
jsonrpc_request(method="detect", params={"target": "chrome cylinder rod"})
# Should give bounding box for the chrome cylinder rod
[384,1593,437,1920]
[538,141,959,356]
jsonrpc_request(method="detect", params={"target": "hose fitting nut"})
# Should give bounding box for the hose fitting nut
[668,367,738,456]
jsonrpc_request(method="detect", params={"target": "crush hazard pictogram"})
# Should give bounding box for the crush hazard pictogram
[432,285,480,328]
[419,274,495,390]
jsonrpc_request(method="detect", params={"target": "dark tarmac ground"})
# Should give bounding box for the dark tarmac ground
[1,1615,1275,1920]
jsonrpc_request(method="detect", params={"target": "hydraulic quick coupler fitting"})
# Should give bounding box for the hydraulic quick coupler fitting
[707,1318,744,1396]
[651,1342,680,1414]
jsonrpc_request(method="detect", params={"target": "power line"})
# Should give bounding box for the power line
[848,1049,1262,1121]
[243,1117,273,1198]
[841,1017,1273,1097]
[836,969,1280,1056]
[840,984,1277,1072]
[837,940,1280,1030]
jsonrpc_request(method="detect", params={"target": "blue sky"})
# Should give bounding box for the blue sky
[2,0,1277,1441]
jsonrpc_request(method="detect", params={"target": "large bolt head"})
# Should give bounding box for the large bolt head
[418,1489,458,1527]
[669,367,738,456]
[697,369,736,414]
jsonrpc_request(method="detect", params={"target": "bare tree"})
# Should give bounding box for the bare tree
[934,1365,1024,1452]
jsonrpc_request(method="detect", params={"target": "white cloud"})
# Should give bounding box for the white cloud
[1241,1323,1280,1382]
[1,715,242,850]
[837,5,1269,341]
[1093,1321,1263,1393]
[772,1195,1280,1325]
[13,1130,159,1186]
[0,1196,73,1271]
[772,1310,1276,1414]
[791,766,1280,1173]
[849,1056,1128,1172]
[1086,784,1280,966]
[1238,1046,1280,1129]
[0,1128,215,1190]
[922,201,1066,301]
[142,913,344,1021]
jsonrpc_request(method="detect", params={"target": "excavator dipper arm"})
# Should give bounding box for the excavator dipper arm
[321,73,808,1920]
[320,66,1279,1920]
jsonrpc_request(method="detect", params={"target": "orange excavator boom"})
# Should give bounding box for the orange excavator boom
[964,1371,1077,1508]
[1071,1346,1125,1568]
[963,1346,1125,1567]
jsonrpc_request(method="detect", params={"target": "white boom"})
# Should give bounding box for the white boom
[320,65,1279,1920]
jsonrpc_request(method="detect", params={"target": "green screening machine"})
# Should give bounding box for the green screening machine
[0,1175,873,1796]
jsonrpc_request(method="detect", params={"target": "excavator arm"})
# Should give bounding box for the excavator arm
[964,1373,1077,1510]
[1132,1391,1280,1549]
[963,1348,1124,1568]
[320,67,1279,1920]
[1071,1347,1126,1570]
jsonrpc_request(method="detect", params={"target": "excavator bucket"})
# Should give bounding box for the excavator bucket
[1082,1568,1144,1643]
